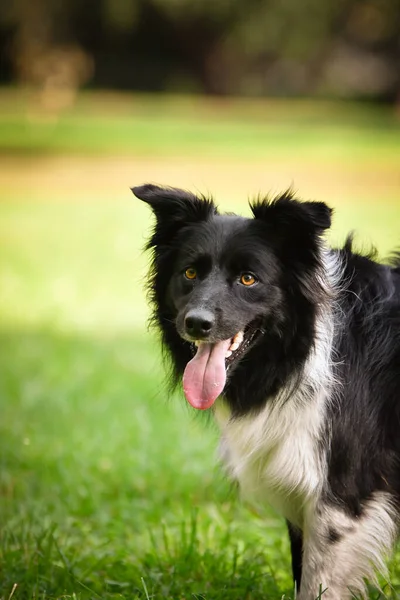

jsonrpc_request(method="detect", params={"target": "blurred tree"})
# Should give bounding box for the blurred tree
[0,0,93,116]
[0,0,399,101]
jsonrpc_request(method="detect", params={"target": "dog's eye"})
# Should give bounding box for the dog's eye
[185,267,197,280]
[240,273,256,286]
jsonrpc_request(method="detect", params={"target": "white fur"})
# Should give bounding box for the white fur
[299,493,398,599]
[215,390,326,528]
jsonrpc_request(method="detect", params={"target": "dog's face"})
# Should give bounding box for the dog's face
[133,184,331,411]
[169,214,283,343]
[166,215,286,408]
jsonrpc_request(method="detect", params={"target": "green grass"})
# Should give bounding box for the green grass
[0,91,400,599]
[0,90,399,163]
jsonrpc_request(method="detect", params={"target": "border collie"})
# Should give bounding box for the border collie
[132,183,400,599]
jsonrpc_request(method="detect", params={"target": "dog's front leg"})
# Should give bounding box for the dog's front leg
[297,494,397,600]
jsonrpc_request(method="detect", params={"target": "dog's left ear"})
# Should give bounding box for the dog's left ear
[250,190,332,234]
[132,184,216,227]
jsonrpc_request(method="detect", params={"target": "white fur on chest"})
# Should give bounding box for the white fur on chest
[215,251,339,528]
[215,389,327,527]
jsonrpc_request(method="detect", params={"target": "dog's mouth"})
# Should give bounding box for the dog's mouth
[183,319,263,411]
[190,320,262,365]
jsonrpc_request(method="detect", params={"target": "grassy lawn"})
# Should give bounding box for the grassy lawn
[1,90,400,164]
[0,90,399,599]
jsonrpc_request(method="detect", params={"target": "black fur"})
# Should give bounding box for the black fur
[326,239,400,517]
[287,521,303,589]
[133,183,400,596]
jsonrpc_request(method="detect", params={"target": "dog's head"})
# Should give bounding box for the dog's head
[133,184,332,411]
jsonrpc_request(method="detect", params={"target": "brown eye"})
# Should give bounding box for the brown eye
[185,267,197,280]
[240,273,256,286]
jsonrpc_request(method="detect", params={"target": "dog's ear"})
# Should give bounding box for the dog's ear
[250,190,332,234]
[250,191,333,301]
[132,184,216,227]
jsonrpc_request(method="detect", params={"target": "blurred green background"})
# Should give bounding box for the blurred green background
[1,1,400,599]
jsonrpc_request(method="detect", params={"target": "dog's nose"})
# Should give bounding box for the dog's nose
[185,309,215,339]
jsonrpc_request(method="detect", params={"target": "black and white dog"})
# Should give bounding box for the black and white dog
[133,183,400,599]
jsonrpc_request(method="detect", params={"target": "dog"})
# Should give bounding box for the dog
[132,183,400,599]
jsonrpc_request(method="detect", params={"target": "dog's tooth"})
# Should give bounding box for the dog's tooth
[194,341,199,346]
[225,350,232,358]
[230,342,239,351]
[233,331,244,345]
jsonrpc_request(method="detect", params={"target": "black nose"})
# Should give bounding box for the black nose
[185,309,215,338]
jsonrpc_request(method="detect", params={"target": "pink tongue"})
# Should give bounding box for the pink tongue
[183,339,231,410]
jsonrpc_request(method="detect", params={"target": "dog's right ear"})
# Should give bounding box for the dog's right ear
[132,184,216,229]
